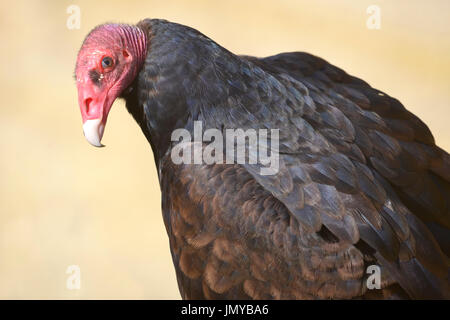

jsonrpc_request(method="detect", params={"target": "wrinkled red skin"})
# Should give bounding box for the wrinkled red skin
[75,24,147,127]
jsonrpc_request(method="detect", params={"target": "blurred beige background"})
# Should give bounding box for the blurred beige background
[0,0,449,299]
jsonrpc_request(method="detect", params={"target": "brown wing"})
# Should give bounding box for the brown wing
[160,147,448,299]
[159,52,449,300]
[246,52,450,298]
[160,150,371,299]
[252,51,450,230]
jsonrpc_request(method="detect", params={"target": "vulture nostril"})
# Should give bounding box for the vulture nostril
[84,98,93,115]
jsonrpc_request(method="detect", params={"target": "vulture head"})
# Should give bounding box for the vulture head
[75,24,148,147]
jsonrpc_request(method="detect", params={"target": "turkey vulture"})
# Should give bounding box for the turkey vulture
[75,19,450,299]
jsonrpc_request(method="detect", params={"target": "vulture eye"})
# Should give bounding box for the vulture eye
[101,56,114,69]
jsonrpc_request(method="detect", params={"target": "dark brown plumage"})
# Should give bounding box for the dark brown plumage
[77,19,450,299]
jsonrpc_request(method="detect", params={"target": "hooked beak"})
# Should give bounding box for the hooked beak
[83,119,105,147]
[77,80,115,147]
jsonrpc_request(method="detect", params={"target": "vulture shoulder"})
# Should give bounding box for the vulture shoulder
[159,51,450,299]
